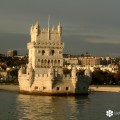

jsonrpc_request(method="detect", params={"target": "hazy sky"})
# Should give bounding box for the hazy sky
[0,0,120,56]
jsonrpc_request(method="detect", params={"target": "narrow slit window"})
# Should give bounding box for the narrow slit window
[66,87,69,91]
[57,87,60,91]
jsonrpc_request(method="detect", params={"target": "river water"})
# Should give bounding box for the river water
[0,91,120,120]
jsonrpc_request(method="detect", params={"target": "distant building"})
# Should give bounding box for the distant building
[80,57,101,66]
[7,50,17,57]
[0,53,5,57]
[100,63,120,73]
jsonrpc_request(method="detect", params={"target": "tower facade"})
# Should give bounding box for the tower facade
[18,21,92,95]
[28,22,64,77]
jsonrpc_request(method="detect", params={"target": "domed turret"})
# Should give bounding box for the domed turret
[27,63,34,87]
[84,67,91,77]
[29,63,33,72]
[84,67,92,85]
[71,65,77,79]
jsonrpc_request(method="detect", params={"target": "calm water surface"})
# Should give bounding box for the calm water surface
[0,91,120,120]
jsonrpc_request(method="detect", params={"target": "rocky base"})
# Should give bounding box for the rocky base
[19,90,89,96]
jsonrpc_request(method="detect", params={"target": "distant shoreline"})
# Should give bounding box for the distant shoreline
[89,86,120,93]
[0,85,19,92]
[0,85,120,93]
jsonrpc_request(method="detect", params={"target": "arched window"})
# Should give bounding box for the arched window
[58,60,60,64]
[42,50,45,55]
[41,59,43,63]
[55,60,57,64]
[45,59,47,63]
[48,60,50,64]
[50,50,54,56]
[51,60,53,63]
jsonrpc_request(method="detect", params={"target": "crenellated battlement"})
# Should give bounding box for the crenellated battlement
[30,21,62,42]
[40,25,61,34]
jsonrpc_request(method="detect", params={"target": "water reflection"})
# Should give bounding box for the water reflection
[1,91,120,120]
[16,94,90,120]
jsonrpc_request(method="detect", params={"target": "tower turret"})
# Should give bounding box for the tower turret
[27,63,34,87]
[57,23,62,36]
[48,17,50,40]
[84,67,92,84]
[71,65,77,88]
[71,66,77,80]
[84,67,91,77]
[30,21,40,42]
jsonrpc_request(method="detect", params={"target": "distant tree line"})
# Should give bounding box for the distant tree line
[0,56,28,84]
[91,70,120,85]
[0,56,28,69]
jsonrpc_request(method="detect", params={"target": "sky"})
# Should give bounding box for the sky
[0,0,120,56]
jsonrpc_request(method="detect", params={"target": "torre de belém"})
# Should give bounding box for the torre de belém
[18,21,92,95]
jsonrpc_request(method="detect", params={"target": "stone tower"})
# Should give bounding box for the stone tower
[18,20,92,95]
[27,21,64,77]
